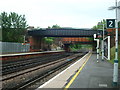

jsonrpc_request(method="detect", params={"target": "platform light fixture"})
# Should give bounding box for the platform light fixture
[108,0,120,86]
[97,22,105,61]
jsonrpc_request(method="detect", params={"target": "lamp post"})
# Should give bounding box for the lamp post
[102,24,105,61]
[108,0,120,86]
[97,22,105,61]
[94,34,99,63]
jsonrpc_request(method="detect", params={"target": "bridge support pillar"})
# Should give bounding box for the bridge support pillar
[29,36,43,51]
[64,44,70,52]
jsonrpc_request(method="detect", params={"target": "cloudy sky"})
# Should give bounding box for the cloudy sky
[0,0,120,28]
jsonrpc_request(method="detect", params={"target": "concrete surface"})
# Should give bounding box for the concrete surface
[69,54,120,88]
[37,52,91,89]
[37,52,120,89]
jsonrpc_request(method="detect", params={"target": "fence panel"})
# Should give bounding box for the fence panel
[0,42,30,54]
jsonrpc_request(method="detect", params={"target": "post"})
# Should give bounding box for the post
[102,24,105,61]
[113,0,119,86]
[97,39,99,62]
[94,34,100,63]
[108,36,111,60]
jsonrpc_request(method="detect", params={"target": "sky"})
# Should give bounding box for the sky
[0,0,120,28]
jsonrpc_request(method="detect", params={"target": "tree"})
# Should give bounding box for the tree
[47,26,51,29]
[52,24,61,29]
[0,12,28,42]
[47,24,61,29]
[45,24,61,44]
[93,19,120,29]
[92,20,120,36]
[43,37,54,44]
[92,19,106,30]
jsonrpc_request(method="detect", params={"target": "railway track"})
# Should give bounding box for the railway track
[2,53,73,75]
[2,52,87,89]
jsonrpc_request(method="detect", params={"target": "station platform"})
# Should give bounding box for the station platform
[0,50,64,57]
[37,52,120,89]
[68,54,120,89]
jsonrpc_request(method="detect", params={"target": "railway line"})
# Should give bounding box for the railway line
[2,51,87,89]
[2,53,70,75]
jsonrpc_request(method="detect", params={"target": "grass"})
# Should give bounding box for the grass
[109,44,120,68]
[70,44,92,52]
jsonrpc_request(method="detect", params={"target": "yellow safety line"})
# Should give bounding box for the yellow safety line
[64,53,92,89]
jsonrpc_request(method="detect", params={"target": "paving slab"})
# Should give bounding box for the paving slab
[37,52,120,89]
[69,54,120,88]
[37,52,91,89]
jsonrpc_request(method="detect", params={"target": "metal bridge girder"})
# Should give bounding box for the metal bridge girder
[28,28,106,37]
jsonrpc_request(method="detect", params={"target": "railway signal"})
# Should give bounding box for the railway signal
[97,22,105,61]
[94,34,100,63]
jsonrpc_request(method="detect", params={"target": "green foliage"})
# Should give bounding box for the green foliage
[70,44,82,51]
[47,24,61,29]
[70,44,92,51]
[47,26,51,29]
[92,19,106,30]
[81,45,92,48]
[93,20,120,30]
[0,12,28,42]
[43,37,54,44]
[87,37,93,41]
[92,26,98,30]
[52,24,61,29]
[109,44,120,68]
[45,24,61,45]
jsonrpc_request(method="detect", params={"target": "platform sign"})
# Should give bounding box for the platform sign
[106,19,115,28]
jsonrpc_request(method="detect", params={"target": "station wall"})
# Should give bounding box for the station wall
[1,42,30,54]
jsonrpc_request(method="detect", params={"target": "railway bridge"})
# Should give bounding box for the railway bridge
[27,28,107,51]
[28,28,104,37]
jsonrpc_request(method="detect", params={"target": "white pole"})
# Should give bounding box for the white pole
[94,34,99,63]
[97,39,99,62]
[108,36,110,60]
[113,0,118,86]
[102,24,105,61]
[118,1,120,22]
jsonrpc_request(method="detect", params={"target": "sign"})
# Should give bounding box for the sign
[106,19,115,28]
